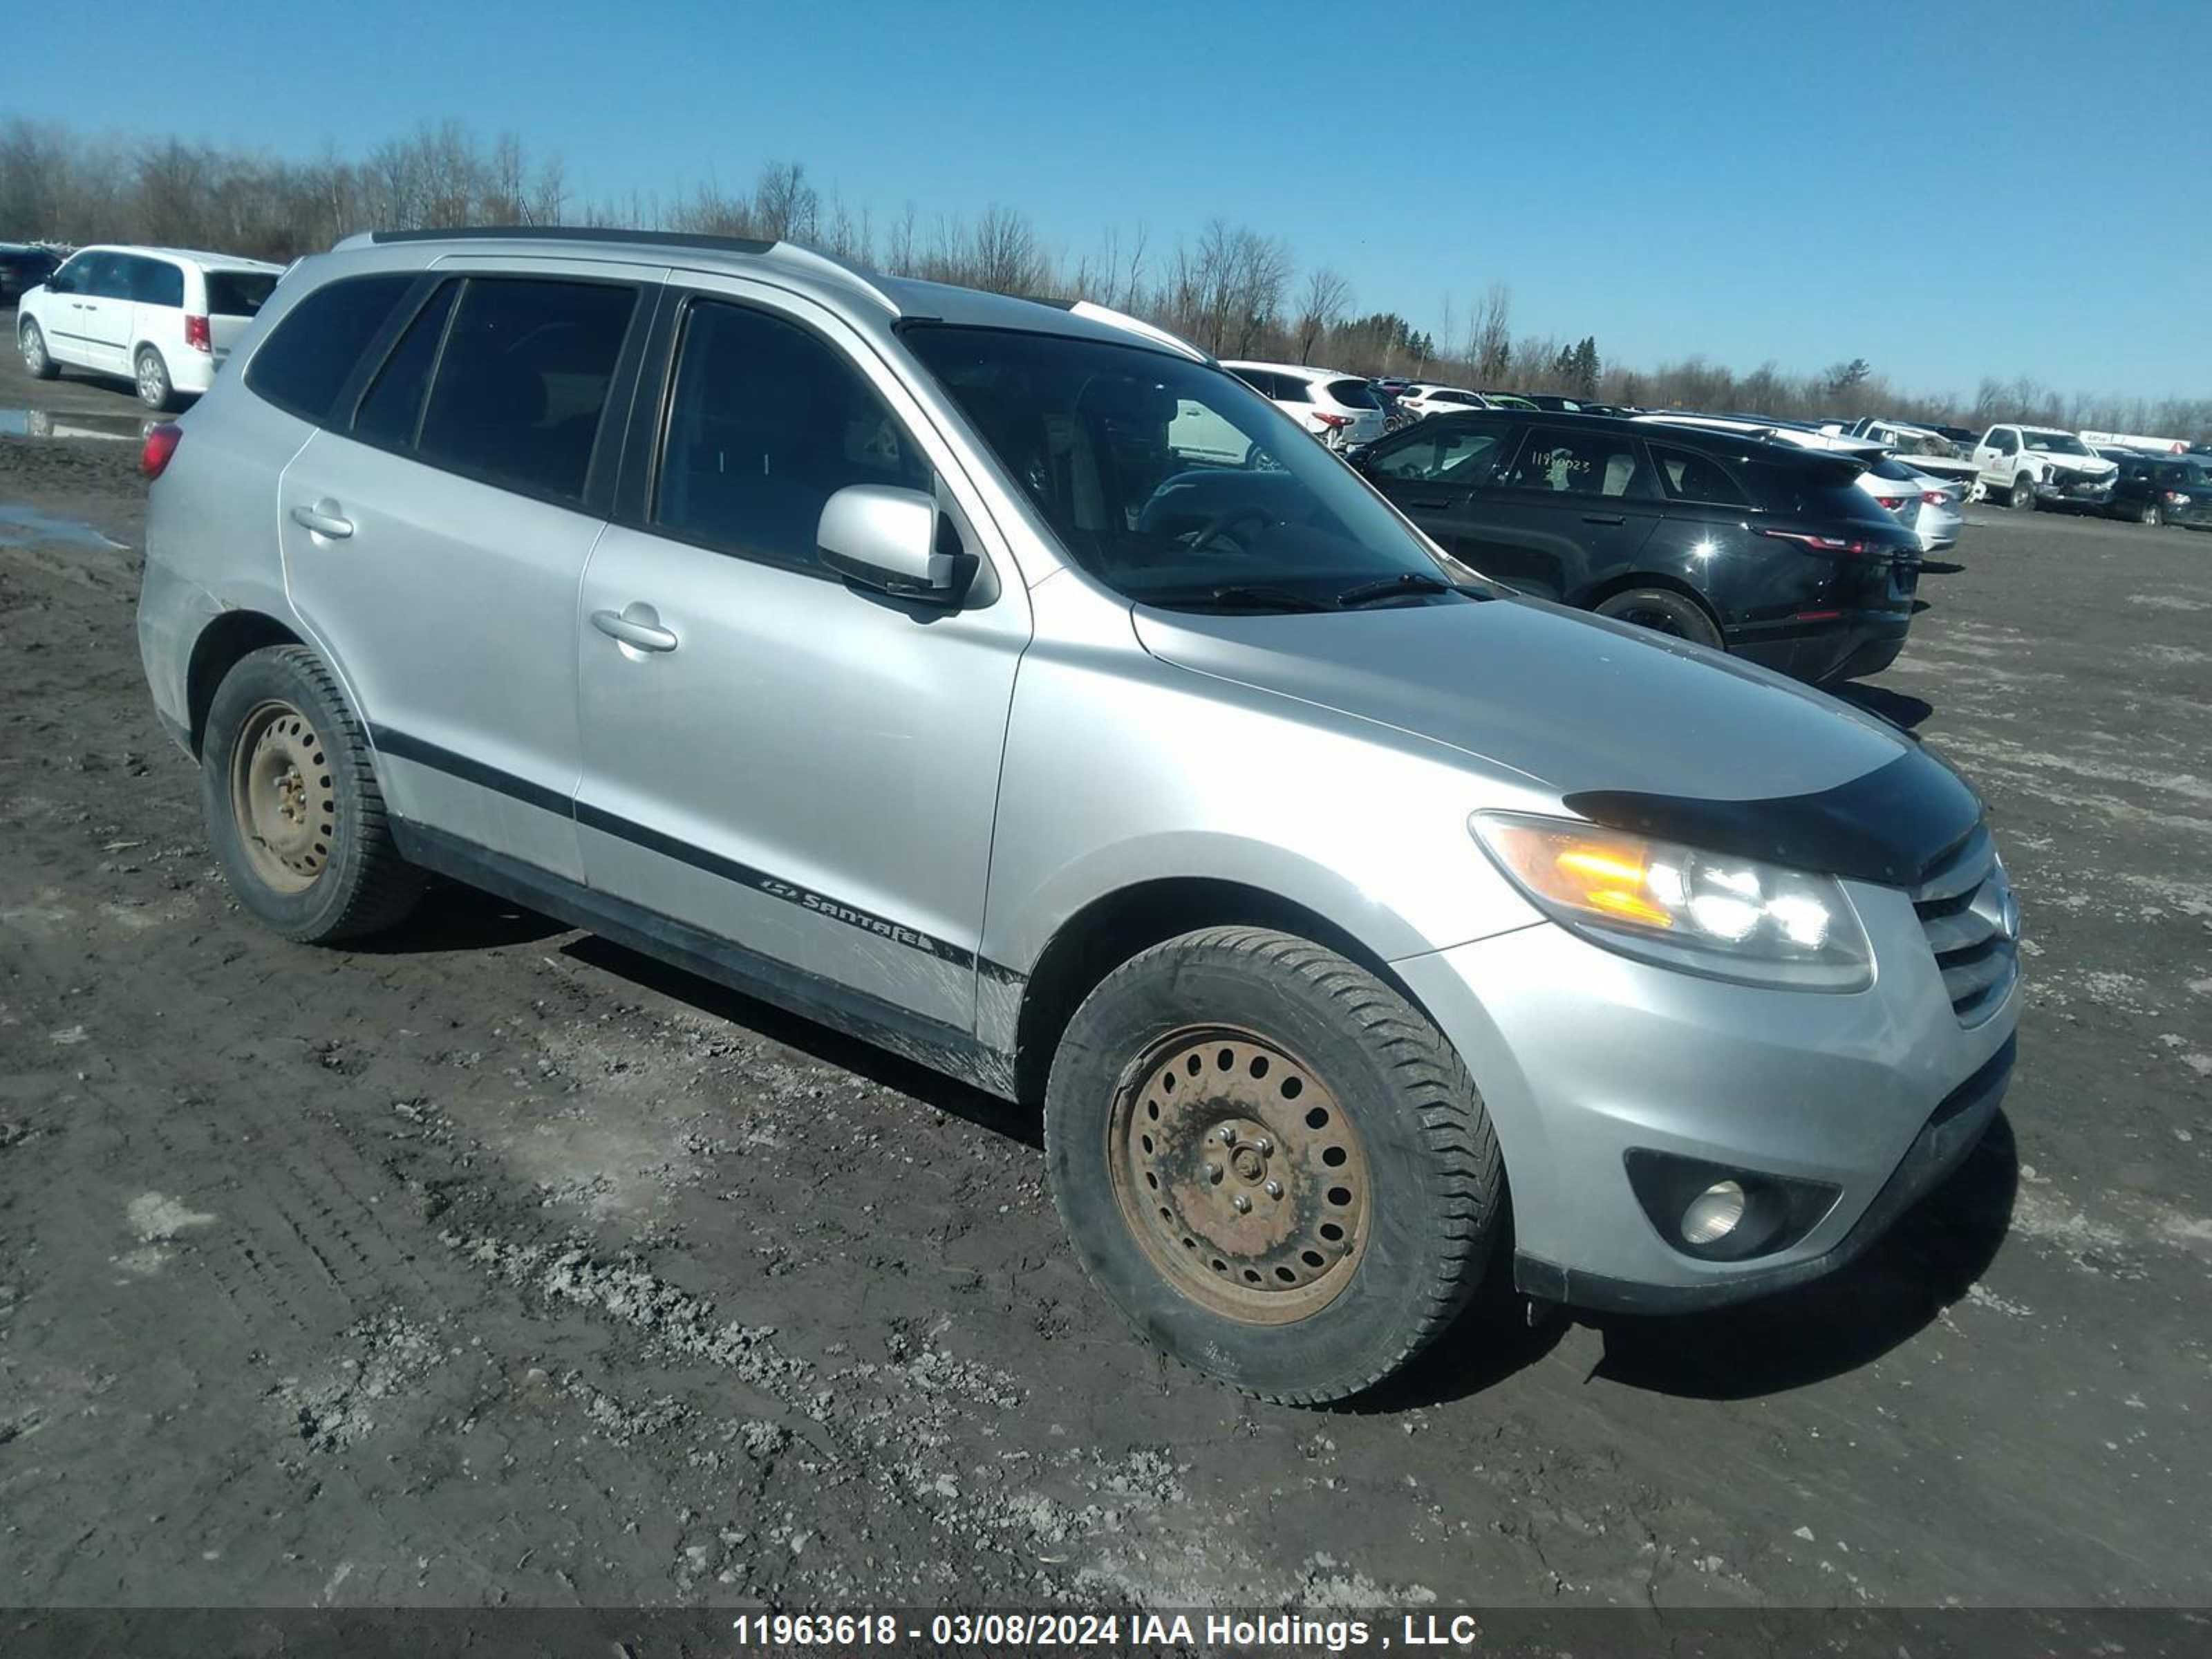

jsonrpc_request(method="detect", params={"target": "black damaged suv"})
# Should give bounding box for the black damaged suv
[1351,411,1922,683]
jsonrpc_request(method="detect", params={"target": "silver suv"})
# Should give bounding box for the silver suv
[138,229,2021,1404]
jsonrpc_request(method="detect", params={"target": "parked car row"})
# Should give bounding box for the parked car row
[13,242,284,410]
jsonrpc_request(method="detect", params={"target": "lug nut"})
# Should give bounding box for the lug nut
[1264,1180,1282,1200]
[1217,1126,1237,1146]
[1206,1161,1223,1185]
[1253,1137,1273,1155]
[1232,1194,1251,1214]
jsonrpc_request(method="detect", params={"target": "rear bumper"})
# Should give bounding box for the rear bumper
[1727,610,1912,684]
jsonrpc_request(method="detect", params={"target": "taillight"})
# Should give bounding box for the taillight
[1311,411,1351,429]
[141,422,182,479]
[1759,527,1875,556]
[1921,491,1949,506]
[183,314,212,352]
[1873,494,1908,511]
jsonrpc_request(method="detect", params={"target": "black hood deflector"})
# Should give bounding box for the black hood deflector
[1562,744,1984,888]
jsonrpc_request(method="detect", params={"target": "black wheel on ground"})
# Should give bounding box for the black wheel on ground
[1044,926,1504,1405]
[199,644,423,943]
[2009,474,2036,510]
[2139,500,2162,527]
[21,318,59,379]
[1592,586,1724,648]
[135,345,177,411]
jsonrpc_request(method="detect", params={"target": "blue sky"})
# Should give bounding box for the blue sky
[8,0,2206,400]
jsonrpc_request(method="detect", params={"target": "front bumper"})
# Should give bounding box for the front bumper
[2034,476,2112,508]
[1394,886,2019,1311]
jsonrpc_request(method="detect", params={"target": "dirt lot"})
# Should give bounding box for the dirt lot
[3,338,2209,1616]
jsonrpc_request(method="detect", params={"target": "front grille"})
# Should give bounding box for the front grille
[1911,825,2018,1026]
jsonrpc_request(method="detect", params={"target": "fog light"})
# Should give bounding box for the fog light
[1680,1180,1747,1245]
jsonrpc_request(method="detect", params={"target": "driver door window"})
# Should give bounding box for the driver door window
[1370,422,1514,486]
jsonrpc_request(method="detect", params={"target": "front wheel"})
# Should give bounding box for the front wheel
[1592,586,1724,649]
[200,644,423,943]
[21,318,58,379]
[2009,475,2036,511]
[1045,927,1503,1405]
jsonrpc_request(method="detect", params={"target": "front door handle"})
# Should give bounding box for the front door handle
[592,604,678,653]
[1582,512,1626,525]
[289,502,354,538]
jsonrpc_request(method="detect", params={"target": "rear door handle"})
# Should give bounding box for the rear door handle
[1582,512,1627,525]
[592,606,678,653]
[289,503,354,538]
[1405,495,1457,510]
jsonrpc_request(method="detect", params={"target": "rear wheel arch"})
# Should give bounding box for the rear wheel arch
[186,610,303,757]
[1579,568,1724,630]
[1011,877,1435,1111]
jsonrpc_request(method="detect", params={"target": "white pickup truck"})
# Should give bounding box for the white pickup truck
[1971,424,2119,512]
[1821,417,1985,494]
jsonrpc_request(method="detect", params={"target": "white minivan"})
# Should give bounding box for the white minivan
[17,244,284,411]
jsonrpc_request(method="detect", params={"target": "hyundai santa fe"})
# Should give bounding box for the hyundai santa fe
[136,229,2021,1404]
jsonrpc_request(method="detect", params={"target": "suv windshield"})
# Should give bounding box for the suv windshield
[2023,431,2090,456]
[903,325,1456,611]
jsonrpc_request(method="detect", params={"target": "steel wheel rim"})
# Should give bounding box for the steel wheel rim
[228,700,335,894]
[138,355,162,404]
[1107,1024,1371,1326]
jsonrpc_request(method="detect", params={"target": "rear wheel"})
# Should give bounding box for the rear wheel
[2009,474,2036,511]
[200,645,422,943]
[20,319,57,379]
[1045,926,1503,1405]
[1593,586,1723,649]
[135,346,177,412]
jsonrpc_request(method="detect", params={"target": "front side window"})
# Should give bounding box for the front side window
[903,324,1459,611]
[654,299,932,571]
[45,254,84,293]
[415,277,637,503]
[1369,422,1515,485]
[245,272,419,425]
[78,252,130,299]
[1994,430,2018,454]
[1499,427,1653,498]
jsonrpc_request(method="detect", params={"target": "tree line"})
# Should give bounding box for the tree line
[4,118,2205,442]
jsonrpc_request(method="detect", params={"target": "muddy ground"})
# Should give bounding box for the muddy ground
[2,342,2209,1615]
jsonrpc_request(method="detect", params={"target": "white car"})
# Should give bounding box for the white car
[1396,383,1494,420]
[1971,424,2119,513]
[17,244,283,411]
[1220,359,1385,447]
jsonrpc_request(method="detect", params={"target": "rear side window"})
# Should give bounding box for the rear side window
[131,259,185,308]
[653,298,932,572]
[415,278,637,503]
[1650,443,1750,507]
[353,281,459,448]
[1499,427,1653,498]
[246,274,419,424]
[1273,375,1312,404]
[207,271,277,317]
[1325,377,1377,409]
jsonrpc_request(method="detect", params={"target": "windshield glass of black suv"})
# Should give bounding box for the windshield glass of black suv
[903,325,1456,611]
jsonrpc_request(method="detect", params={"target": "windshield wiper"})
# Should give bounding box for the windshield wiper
[1189,584,1334,613]
[1334,572,1459,608]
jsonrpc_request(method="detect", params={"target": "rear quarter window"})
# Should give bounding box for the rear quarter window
[1650,444,1750,507]
[244,273,420,425]
[1324,378,1377,409]
[207,271,279,317]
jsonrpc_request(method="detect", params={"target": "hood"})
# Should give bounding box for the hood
[1134,596,1983,883]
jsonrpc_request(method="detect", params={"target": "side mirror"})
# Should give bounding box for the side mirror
[816,484,972,605]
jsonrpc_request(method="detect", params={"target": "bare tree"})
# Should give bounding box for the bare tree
[1295,266,1351,363]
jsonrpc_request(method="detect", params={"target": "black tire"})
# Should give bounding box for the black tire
[2009,474,2036,511]
[1592,586,1724,649]
[1044,926,1503,1405]
[135,345,178,412]
[199,644,423,943]
[20,318,59,380]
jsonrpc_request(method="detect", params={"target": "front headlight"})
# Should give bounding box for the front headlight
[1471,812,1874,991]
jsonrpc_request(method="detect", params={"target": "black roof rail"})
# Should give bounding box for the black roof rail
[366,225,776,255]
